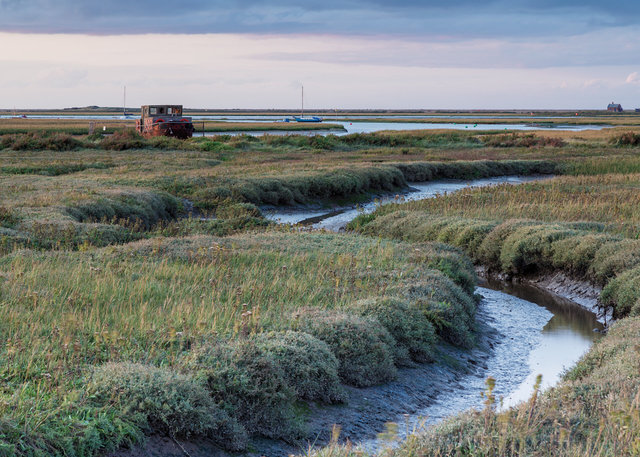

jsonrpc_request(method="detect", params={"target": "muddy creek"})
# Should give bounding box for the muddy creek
[264,175,603,456]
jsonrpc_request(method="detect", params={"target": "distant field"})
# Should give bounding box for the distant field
[0,119,345,135]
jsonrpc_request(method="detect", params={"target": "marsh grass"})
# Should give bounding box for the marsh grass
[0,232,478,454]
[2,129,640,456]
[354,173,640,238]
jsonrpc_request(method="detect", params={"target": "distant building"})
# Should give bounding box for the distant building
[607,102,623,112]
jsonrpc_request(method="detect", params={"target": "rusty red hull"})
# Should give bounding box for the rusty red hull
[137,121,194,139]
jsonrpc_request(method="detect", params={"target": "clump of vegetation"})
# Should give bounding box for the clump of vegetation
[600,265,640,316]
[609,131,640,146]
[254,331,347,403]
[0,132,83,151]
[100,129,147,150]
[394,159,557,182]
[352,297,437,364]
[481,133,565,148]
[185,339,306,441]
[411,242,478,295]
[66,191,180,230]
[293,309,397,387]
[1,162,111,176]
[89,362,247,450]
[215,201,262,219]
[156,215,272,238]
[498,224,578,274]
[391,271,477,348]
[0,206,19,228]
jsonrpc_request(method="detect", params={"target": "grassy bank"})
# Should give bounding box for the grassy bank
[0,231,480,455]
[0,120,345,135]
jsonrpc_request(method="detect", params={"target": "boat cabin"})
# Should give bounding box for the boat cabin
[142,105,184,118]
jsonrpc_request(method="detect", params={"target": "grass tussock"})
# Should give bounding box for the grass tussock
[480,132,566,148]
[609,131,640,146]
[0,132,83,151]
[89,362,247,450]
[293,308,398,387]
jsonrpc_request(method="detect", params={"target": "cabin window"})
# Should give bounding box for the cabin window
[150,107,158,115]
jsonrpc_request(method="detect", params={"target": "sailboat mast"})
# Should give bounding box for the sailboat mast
[123,86,126,116]
[301,85,304,118]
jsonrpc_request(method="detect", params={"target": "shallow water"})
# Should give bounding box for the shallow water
[483,278,603,409]
[203,121,609,137]
[361,282,602,453]
[265,175,552,231]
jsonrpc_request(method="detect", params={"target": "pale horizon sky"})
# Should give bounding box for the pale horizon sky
[1,1,639,110]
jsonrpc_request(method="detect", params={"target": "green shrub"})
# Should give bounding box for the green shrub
[411,242,478,295]
[254,331,346,403]
[452,220,498,259]
[390,271,477,348]
[590,239,640,285]
[293,309,397,387]
[601,266,640,318]
[551,233,620,275]
[476,219,536,269]
[499,224,578,274]
[352,297,437,364]
[89,362,247,450]
[185,340,305,441]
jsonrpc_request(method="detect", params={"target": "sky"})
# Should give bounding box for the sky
[0,0,639,109]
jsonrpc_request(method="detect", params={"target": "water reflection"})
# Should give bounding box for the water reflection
[481,278,603,408]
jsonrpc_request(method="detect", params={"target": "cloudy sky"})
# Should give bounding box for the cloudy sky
[1,0,639,109]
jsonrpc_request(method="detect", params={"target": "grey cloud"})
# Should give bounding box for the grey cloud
[1,0,639,36]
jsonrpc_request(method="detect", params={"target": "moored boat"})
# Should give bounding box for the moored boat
[136,105,195,139]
